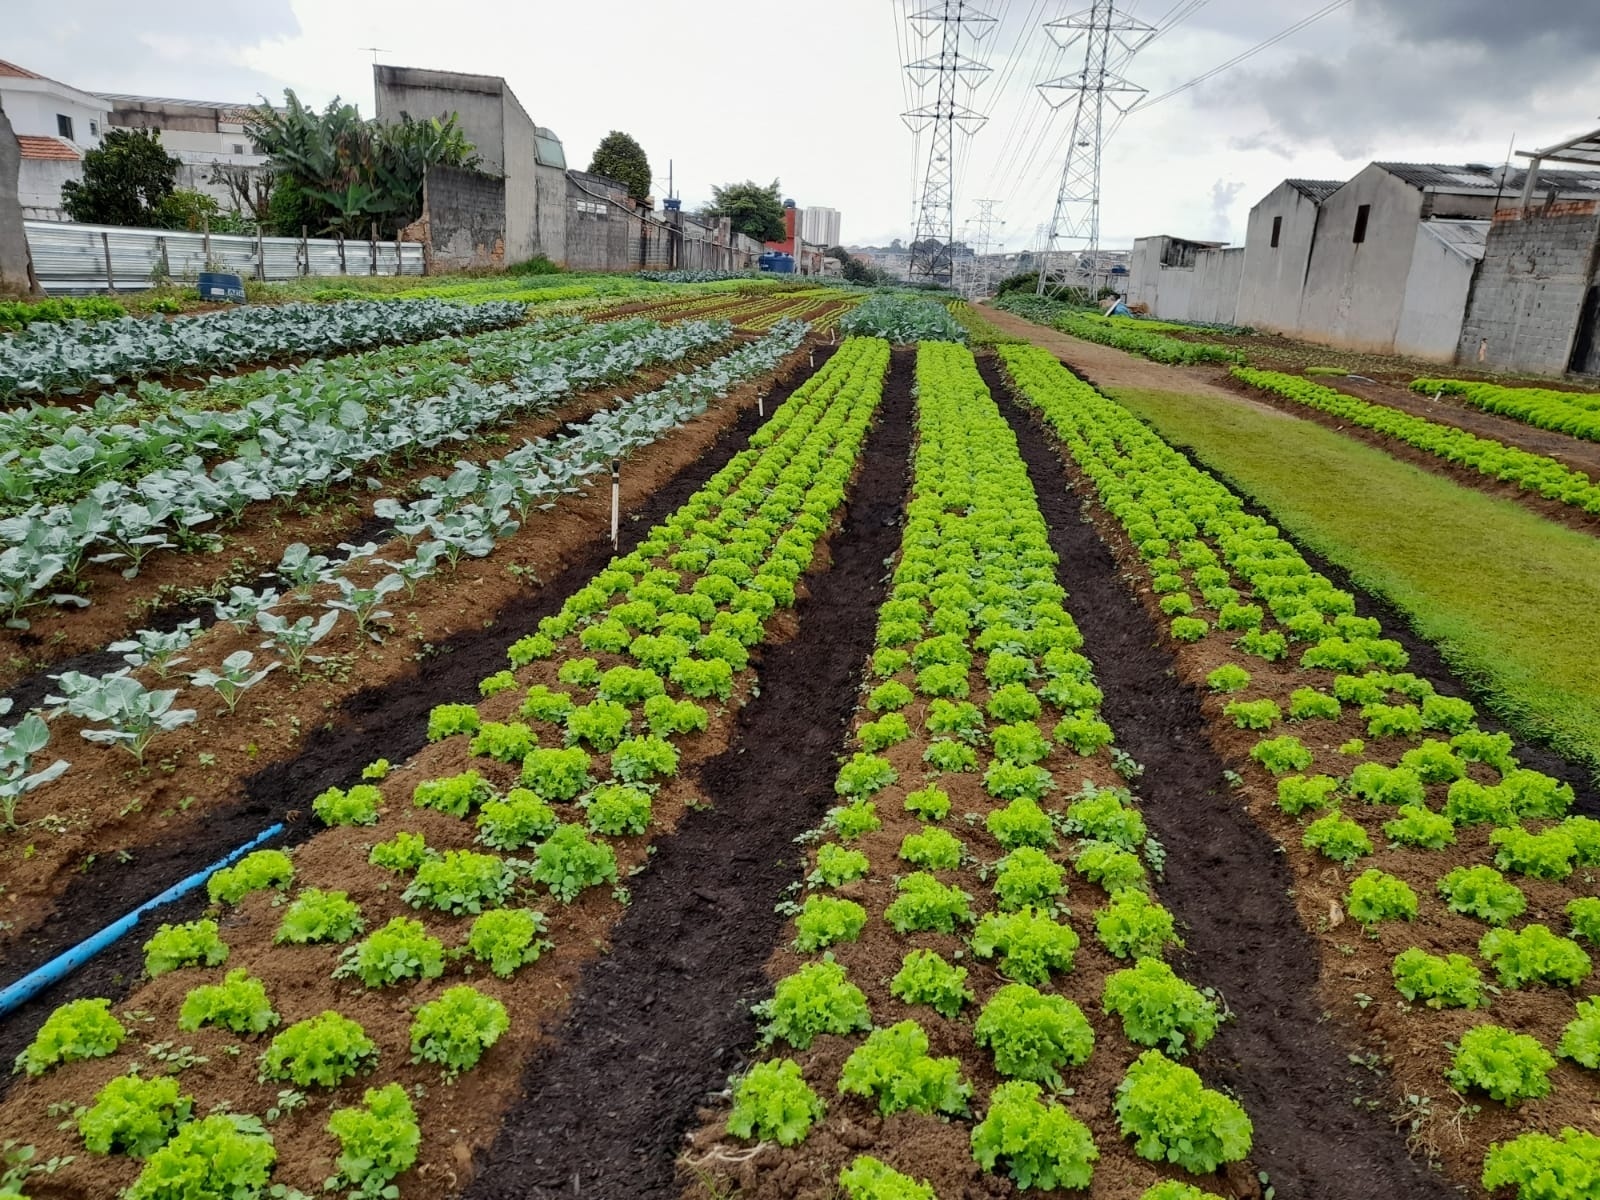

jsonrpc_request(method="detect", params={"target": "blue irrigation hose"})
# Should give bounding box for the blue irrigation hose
[0,822,286,1019]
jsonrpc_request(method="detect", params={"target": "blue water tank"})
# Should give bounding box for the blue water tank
[759,252,795,274]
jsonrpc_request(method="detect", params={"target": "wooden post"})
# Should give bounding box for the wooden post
[255,224,265,281]
[338,234,346,275]
[369,221,377,275]
[201,215,210,266]
[301,226,309,276]
[100,231,115,295]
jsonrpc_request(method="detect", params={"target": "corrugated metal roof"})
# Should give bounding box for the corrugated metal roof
[0,60,46,79]
[98,93,262,120]
[1286,178,1341,202]
[16,135,81,161]
[1419,219,1489,261]
[1376,161,1600,194]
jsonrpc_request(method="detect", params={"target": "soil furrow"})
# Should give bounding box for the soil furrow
[0,346,838,1092]
[982,357,1459,1200]
[461,349,915,1200]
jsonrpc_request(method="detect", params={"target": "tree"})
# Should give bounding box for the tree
[208,161,276,223]
[61,129,178,226]
[587,131,651,204]
[825,245,885,286]
[705,179,787,243]
[246,90,478,237]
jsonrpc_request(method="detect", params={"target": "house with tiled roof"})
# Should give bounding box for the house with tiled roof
[0,58,109,217]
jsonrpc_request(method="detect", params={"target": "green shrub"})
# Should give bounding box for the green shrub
[124,1115,275,1200]
[259,1011,376,1088]
[1102,957,1219,1056]
[1113,1049,1252,1174]
[889,950,973,1019]
[326,1083,421,1198]
[1446,1024,1555,1105]
[970,1080,1098,1190]
[336,917,446,988]
[756,960,872,1050]
[14,997,126,1076]
[727,1059,825,1147]
[410,985,510,1079]
[793,895,868,952]
[1391,948,1486,1009]
[177,969,278,1035]
[312,784,382,827]
[837,1021,970,1117]
[144,919,228,977]
[207,849,293,904]
[1344,869,1417,928]
[79,1073,192,1157]
[530,824,618,902]
[971,907,1079,984]
[974,984,1094,1086]
[466,908,550,977]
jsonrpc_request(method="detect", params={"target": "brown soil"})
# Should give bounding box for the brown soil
[996,354,1600,1195]
[0,341,819,972]
[0,345,876,1200]
[1212,374,1600,540]
[462,348,916,1200]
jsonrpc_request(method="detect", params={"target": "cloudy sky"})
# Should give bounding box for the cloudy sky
[8,0,1598,250]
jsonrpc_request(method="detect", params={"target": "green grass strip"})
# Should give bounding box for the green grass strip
[1111,385,1600,776]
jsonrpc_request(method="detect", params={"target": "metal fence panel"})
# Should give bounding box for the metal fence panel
[24,221,423,293]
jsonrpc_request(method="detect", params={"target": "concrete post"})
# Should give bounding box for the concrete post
[301,226,309,276]
[255,224,265,281]
[101,231,115,295]
[201,214,210,268]
[1520,157,1543,209]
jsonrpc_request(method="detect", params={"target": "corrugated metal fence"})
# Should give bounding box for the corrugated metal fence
[25,221,424,293]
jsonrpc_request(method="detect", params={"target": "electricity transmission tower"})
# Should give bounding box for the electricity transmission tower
[1035,2,1151,297]
[903,2,996,284]
[970,198,1002,295]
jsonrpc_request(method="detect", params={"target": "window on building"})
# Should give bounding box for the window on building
[56,113,74,140]
[232,143,245,155]
[89,120,98,136]
[1270,216,1282,248]
[1353,204,1371,244]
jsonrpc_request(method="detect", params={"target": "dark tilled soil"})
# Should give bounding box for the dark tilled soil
[0,347,838,1091]
[461,350,915,1200]
[982,357,1459,1200]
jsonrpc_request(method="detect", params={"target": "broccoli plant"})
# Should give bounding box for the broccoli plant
[257,610,340,673]
[0,700,69,831]
[109,619,200,677]
[45,671,196,765]
[188,651,278,715]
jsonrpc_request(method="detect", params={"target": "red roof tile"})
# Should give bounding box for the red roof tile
[0,60,47,80]
[16,135,81,161]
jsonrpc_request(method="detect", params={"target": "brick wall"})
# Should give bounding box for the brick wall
[422,166,506,272]
[1456,201,1600,374]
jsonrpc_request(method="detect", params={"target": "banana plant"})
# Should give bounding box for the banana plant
[257,609,339,673]
[0,699,69,831]
[189,651,279,714]
[44,671,197,765]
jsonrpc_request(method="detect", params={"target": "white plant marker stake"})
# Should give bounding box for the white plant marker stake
[610,459,621,550]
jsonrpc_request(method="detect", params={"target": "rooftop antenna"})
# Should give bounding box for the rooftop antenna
[360,46,389,64]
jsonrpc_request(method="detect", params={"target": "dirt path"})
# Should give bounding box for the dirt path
[984,359,1459,1200]
[461,351,915,1200]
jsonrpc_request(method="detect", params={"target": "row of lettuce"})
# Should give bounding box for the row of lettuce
[1,338,892,1200]
[998,343,1600,1199]
[694,341,1249,1200]
[992,293,1246,366]
[1415,378,1600,444]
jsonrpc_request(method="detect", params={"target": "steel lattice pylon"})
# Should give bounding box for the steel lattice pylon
[1036,2,1151,297]
[903,1,995,284]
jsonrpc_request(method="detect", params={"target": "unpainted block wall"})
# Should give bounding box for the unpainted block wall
[0,108,36,295]
[1456,202,1600,375]
[423,166,506,272]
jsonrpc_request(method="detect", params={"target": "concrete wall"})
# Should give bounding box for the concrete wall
[1457,201,1600,375]
[0,108,38,294]
[1126,237,1241,324]
[1297,164,1425,353]
[532,162,566,264]
[1236,181,1322,333]
[18,158,79,219]
[421,165,506,271]
[1395,224,1480,362]
[374,66,508,174]
[564,170,635,272]
[499,85,538,263]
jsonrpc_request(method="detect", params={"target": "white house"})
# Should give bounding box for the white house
[0,59,109,218]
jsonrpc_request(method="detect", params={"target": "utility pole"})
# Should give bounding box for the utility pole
[1035,2,1151,298]
[903,1,996,286]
